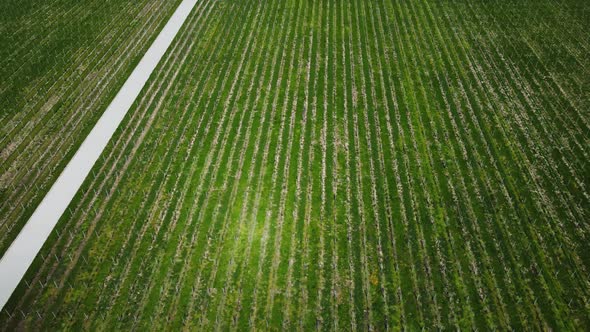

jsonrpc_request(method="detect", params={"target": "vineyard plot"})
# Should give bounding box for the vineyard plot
[1,0,589,330]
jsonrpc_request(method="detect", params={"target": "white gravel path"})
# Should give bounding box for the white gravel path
[0,0,199,311]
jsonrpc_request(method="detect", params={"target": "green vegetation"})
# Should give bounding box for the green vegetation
[0,0,182,255]
[1,0,589,330]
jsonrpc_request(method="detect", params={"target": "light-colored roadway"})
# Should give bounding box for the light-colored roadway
[0,0,199,311]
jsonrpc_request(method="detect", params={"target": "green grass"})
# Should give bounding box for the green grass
[1,0,589,330]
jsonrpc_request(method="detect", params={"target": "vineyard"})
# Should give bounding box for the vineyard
[0,0,182,255]
[1,0,589,330]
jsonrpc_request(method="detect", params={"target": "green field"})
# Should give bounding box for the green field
[0,0,182,255]
[1,0,589,330]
